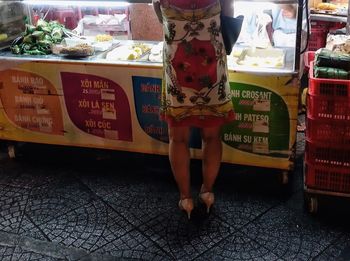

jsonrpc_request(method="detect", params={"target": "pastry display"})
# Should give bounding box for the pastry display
[60,43,94,57]
[316,2,337,11]
[148,42,163,62]
[95,34,113,42]
[236,48,285,68]
[106,42,152,61]
[238,55,284,67]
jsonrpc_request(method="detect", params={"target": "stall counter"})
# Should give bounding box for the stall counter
[0,58,299,177]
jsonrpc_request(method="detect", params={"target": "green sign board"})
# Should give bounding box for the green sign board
[222,82,290,158]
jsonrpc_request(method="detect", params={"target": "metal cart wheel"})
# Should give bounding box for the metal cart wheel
[278,170,289,185]
[7,144,16,159]
[308,196,318,214]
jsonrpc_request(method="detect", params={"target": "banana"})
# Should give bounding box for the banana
[0,34,8,42]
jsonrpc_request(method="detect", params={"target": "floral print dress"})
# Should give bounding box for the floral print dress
[155,0,235,127]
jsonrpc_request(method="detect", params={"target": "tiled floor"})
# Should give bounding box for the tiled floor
[0,122,350,260]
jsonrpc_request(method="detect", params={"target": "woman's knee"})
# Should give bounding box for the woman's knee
[201,127,221,143]
[168,126,190,143]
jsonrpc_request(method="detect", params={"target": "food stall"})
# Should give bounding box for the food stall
[0,0,307,183]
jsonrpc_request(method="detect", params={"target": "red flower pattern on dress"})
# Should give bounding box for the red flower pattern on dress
[172,38,217,92]
[158,0,235,127]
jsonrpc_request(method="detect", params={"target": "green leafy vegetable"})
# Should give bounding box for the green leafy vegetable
[10,18,67,55]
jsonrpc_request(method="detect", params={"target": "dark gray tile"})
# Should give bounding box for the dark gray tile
[0,233,63,260]
[0,244,16,261]
[26,176,95,225]
[315,234,350,261]
[138,208,234,260]
[283,190,306,213]
[0,160,21,185]
[79,167,176,196]
[296,131,305,158]
[108,190,178,227]
[212,191,280,229]
[80,175,178,226]
[241,205,342,260]
[37,200,133,252]
[0,184,29,233]
[92,229,172,261]
[18,215,48,242]
[195,231,281,261]
[11,246,65,261]
[0,230,88,261]
[290,161,304,194]
[4,168,60,189]
[0,158,60,189]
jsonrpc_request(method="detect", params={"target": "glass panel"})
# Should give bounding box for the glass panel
[230,1,299,73]
[23,0,131,36]
[0,1,27,50]
[0,0,305,71]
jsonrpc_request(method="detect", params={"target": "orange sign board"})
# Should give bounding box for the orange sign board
[0,69,64,135]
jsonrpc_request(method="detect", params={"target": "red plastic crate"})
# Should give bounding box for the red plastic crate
[305,140,350,167]
[310,20,331,29]
[306,116,350,145]
[304,51,315,71]
[309,62,350,98]
[305,160,350,193]
[307,94,350,120]
[329,22,346,32]
[308,28,328,51]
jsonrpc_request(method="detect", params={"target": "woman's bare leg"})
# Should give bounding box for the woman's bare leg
[201,126,222,192]
[168,126,191,199]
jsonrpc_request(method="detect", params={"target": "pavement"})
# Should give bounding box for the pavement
[0,116,350,261]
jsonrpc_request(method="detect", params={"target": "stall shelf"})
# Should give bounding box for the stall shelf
[0,0,305,184]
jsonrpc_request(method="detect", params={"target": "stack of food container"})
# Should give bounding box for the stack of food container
[304,48,350,213]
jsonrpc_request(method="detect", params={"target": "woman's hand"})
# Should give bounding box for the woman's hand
[220,0,234,17]
[153,1,163,24]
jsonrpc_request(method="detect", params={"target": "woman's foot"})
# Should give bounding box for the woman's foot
[178,198,194,220]
[199,185,215,213]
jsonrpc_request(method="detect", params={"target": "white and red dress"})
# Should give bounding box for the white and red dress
[155,0,235,127]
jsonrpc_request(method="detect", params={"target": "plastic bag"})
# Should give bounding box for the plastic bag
[221,15,243,55]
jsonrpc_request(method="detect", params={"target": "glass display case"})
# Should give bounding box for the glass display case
[230,0,307,74]
[0,1,26,50]
[0,0,307,73]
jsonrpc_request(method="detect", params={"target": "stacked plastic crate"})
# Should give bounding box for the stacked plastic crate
[308,21,346,51]
[304,59,350,212]
[308,21,329,51]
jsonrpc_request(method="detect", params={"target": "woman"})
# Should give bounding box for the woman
[269,4,297,47]
[153,0,235,219]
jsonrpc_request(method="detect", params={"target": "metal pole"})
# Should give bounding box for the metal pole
[347,0,350,35]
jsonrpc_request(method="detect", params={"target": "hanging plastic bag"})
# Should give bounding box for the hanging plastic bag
[221,15,244,55]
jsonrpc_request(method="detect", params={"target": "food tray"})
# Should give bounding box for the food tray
[52,43,95,58]
[236,48,285,68]
[105,43,153,61]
